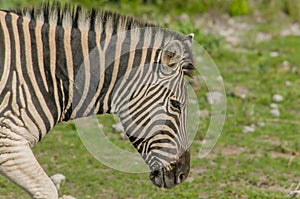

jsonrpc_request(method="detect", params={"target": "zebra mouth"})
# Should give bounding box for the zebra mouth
[149,150,190,189]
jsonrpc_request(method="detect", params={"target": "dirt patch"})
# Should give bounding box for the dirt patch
[208,145,249,158]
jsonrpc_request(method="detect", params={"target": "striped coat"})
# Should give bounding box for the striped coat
[0,3,194,198]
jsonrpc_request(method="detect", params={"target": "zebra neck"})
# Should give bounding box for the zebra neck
[58,28,162,121]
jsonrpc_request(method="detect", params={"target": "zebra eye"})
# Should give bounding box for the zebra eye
[170,99,181,112]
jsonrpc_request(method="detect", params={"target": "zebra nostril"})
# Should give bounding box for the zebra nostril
[177,172,185,184]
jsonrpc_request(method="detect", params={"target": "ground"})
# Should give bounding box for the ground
[0,2,300,199]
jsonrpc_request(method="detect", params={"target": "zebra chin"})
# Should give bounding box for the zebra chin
[149,150,190,189]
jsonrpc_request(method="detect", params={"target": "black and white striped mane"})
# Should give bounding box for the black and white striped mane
[11,2,194,77]
[13,2,155,32]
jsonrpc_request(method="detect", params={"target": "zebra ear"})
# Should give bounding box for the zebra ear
[185,33,194,46]
[162,40,183,68]
[187,33,194,41]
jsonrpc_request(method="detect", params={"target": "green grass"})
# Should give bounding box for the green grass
[1,1,300,199]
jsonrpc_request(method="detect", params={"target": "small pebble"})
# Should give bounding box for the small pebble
[270,109,280,117]
[270,51,279,57]
[270,103,278,109]
[285,81,292,87]
[178,13,189,21]
[234,87,250,99]
[272,94,284,102]
[50,174,66,190]
[258,122,265,127]
[60,195,76,199]
[242,126,255,134]
[282,60,290,67]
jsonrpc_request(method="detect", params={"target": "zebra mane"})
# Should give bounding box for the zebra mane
[11,2,194,77]
[12,2,155,32]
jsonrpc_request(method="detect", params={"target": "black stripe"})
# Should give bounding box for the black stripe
[97,32,115,114]
[113,65,143,112]
[128,84,168,116]
[106,31,131,113]
[132,31,144,67]
[0,15,5,83]
[55,25,67,118]
[147,151,174,165]
[78,30,99,116]
[70,28,84,117]
[148,146,177,156]
[131,122,178,149]
[72,6,81,29]
[89,9,97,32]
[0,13,16,113]
[41,23,58,123]
[0,13,13,116]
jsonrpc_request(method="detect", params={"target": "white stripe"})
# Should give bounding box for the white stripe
[35,16,49,92]
[0,11,11,94]
[49,21,61,121]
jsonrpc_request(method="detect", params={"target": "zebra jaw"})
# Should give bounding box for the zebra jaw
[149,150,190,189]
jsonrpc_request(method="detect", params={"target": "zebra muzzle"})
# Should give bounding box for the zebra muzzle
[149,150,190,189]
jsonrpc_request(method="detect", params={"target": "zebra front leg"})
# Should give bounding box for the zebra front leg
[0,133,58,199]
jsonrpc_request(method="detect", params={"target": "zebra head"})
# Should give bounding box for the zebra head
[112,31,194,188]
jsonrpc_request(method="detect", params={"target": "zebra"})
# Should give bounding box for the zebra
[0,3,194,198]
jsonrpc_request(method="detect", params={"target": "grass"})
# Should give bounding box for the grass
[1,1,300,199]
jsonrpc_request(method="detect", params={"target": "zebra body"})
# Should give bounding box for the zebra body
[0,4,194,198]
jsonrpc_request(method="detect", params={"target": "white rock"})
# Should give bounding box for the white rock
[258,122,265,127]
[282,60,290,67]
[272,94,284,102]
[60,195,76,199]
[285,81,292,87]
[256,32,272,43]
[242,126,255,134]
[270,103,278,109]
[112,122,124,132]
[50,174,66,190]
[280,23,300,36]
[206,92,225,105]
[234,87,250,99]
[270,109,280,117]
[270,51,279,57]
